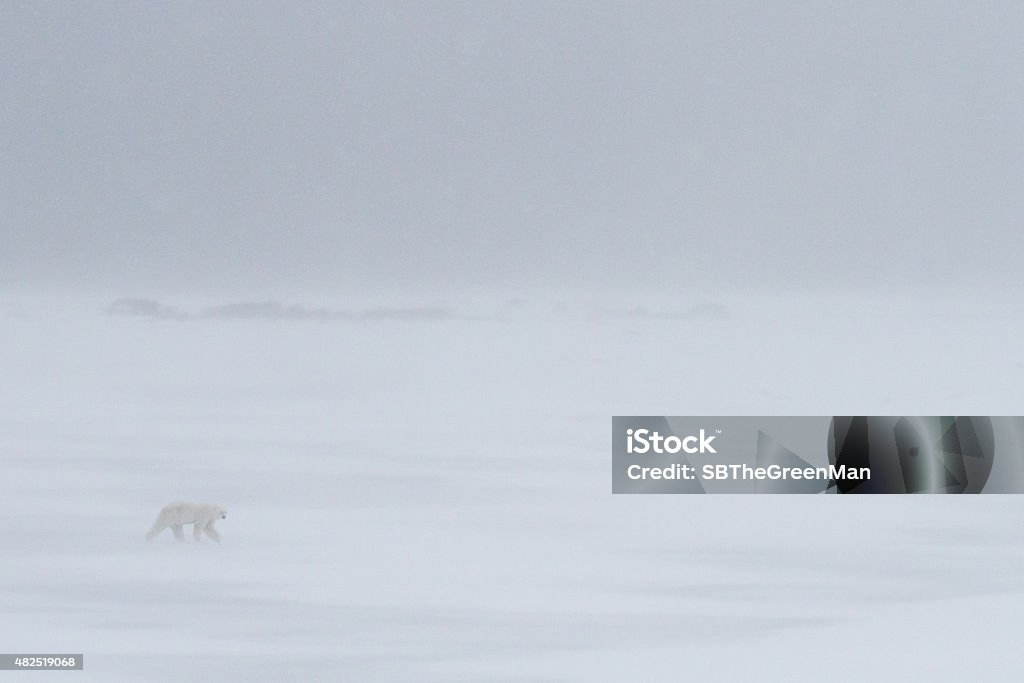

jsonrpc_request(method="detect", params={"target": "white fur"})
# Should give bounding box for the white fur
[145,502,227,543]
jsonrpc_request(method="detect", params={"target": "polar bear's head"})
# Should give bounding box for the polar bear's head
[214,506,227,519]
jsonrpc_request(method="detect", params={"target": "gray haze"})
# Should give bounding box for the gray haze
[3,2,1023,293]
[5,5,1024,680]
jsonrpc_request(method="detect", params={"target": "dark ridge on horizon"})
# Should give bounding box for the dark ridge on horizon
[592,303,732,322]
[105,298,189,320]
[104,298,459,322]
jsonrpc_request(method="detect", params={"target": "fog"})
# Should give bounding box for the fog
[3,2,1023,293]
[3,3,1024,682]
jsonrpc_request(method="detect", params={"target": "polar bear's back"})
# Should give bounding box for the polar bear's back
[159,501,218,525]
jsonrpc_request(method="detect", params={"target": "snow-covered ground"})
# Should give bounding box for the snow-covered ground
[2,288,1023,681]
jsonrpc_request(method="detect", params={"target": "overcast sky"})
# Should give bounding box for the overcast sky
[2,2,1022,294]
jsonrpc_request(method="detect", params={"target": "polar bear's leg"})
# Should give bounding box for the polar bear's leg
[203,522,221,543]
[171,524,185,542]
[193,523,204,542]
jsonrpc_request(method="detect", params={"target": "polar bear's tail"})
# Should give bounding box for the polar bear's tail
[145,515,166,541]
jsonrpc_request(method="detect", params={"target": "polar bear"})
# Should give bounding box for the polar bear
[146,502,227,543]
